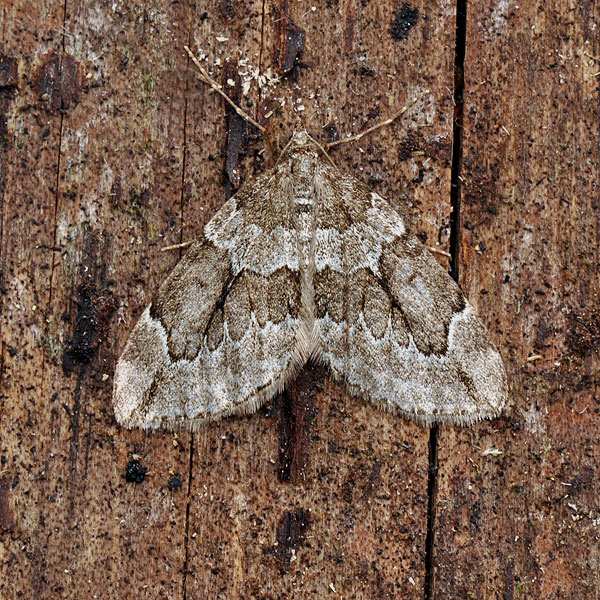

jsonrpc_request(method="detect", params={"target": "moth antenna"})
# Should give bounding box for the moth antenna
[325,90,431,150]
[184,46,278,162]
[307,135,338,169]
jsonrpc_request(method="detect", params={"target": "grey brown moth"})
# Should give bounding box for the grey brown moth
[113,51,508,431]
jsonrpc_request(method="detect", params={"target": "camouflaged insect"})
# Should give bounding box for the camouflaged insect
[113,130,508,431]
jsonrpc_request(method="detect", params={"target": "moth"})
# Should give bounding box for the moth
[113,51,508,431]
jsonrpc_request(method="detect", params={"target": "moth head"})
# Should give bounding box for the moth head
[289,130,311,145]
[277,130,330,166]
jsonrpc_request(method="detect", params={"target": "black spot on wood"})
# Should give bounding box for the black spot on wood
[359,63,376,78]
[62,283,98,372]
[223,60,248,198]
[0,55,18,277]
[469,500,481,531]
[390,3,419,41]
[412,167,425,184]
[168,475,183,491]
[566,306,600,358]
[568,465,595,494]
[219,0,237,19]
[275,508,310,572]
[62,231,116,375]
[398,132,422,161]
[33,51,82,111]
[0,54,18,89]
[124,459,148,484]
[276,364,321,483]
[274,0,306,78]
[322,122,340,145]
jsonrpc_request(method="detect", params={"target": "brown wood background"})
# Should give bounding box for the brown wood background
[1,0,599,598]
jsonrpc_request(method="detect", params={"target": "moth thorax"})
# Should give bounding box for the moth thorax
[289,151,320,197]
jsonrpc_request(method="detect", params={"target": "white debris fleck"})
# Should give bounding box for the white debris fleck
[481,447,503,457]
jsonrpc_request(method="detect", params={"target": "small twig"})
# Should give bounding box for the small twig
[184,46,266,135]
[526,354,543,362]
[161,240,194,252]
[427,246,451,258]
[583,50,600,62]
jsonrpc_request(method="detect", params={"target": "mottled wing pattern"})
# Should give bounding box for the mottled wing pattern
[114,131,507,431]
[113,170,304,430]
[313,166,508,426]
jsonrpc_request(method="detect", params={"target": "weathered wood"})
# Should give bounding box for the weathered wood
[1,0,455,596]
[433,1,600,598]
[1,3,73,598]
[0,0,449,597]
[3,0,597,599]
[181,1,455,597]
[2,2,193,597]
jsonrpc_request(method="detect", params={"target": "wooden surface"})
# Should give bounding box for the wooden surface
[0,1,598,598]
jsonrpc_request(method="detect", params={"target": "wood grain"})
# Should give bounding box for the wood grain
[1,0,597,599]
[433,1,600,598]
